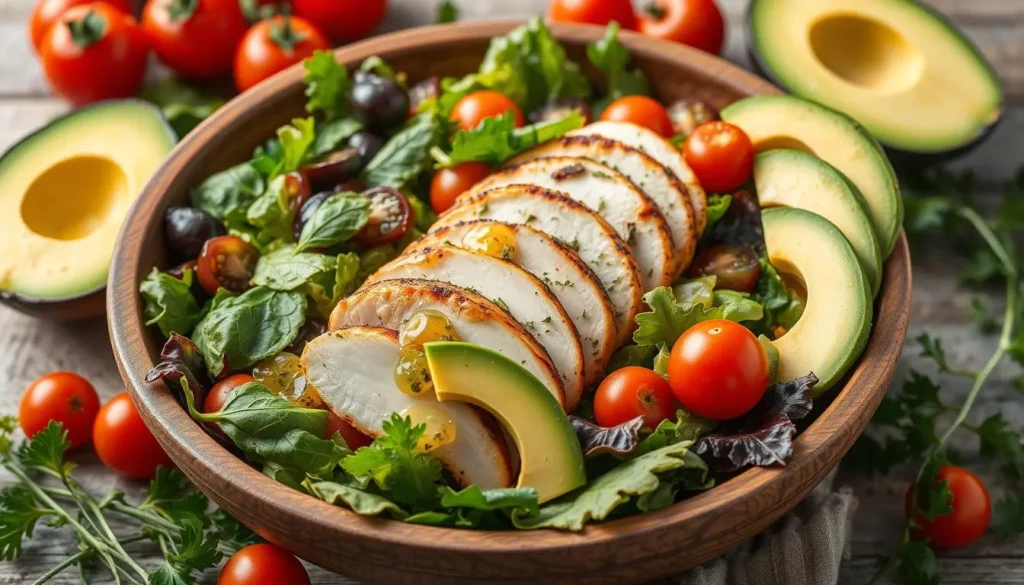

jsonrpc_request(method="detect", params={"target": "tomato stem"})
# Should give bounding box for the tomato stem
[167,0,200,23]
[268,13,307,55]
[66,9,107,49]
[644,2,666,21]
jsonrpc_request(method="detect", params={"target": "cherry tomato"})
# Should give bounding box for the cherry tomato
[291,0,387,42]
[142,0,248,80]
[279,172,313,216]
[638,0,726,55]
[683,121,755,194]
[450,90,524,132]
[354,187,413,247]
[19,372,100,449]
[325,413,373,450]
[219,543,311,585]
[29,0,132,53]
[196,235,261,296]
[429,162,492,214]
[594,367,676,429]
[667,319,768,420]
[599,96,674,138]
[93,392,173,479]
[906,466,992,549]
[547,0,638,30]
[688,244,762,293]
[234,15,331,92]
[39,3,149,105]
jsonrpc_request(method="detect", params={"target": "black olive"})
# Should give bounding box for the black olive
[347,131,385,166]
[667,99,720,138]
[293,191,334,241]
[348,72,410,130]
[300,148,362,193]
[287,318,329,354]
[408,76,441,114]
[528,97,593,125]
[165,206,225,261]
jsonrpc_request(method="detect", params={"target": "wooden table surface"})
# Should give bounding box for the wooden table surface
[1,0,1023,583]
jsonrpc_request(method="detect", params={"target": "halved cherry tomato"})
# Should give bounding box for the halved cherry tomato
[280,172,313,216]
[668,319,768,420]
[594,367,677,429]
[688,244,762,293]
[354,187,413,247]
[639,0,726,55]
[291,0,387,42]
[429,162,492,214]
[600,95,674,138]
[325,412,373,450]
[906,465,991,549]
[234,15,331,92]
[547,0,638,30]
[197,235,261,296]
[450,90,524,131]
[203,374,254,440]
[29,0,132,53]
[142,0,249,80]
[683,121,755,193]
[19,372,100,449]
[219,543,311,585]
[93,392,173,479]
[39,3,149,105]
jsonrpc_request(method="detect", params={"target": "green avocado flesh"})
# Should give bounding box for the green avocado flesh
[0,101,175,300]
[425,342,586,504]
[761,207,872,395]
[748,0,1002,154]
[754,149,882,296]
[722,94,902,258]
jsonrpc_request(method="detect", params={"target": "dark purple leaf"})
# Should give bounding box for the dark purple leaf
[146,333,210,410]
[699,190,765,254]
[570,416,645,458]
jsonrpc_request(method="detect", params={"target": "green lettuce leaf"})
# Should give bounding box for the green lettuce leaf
[305,479,409,519]
[753,257,805,337]
[140,267,203,338]
[704,194,732,230]
[442,111,585,166]
[190,163,265,225]
[633,285,764,349]
[587,22,650,107]
[303,50,349,120]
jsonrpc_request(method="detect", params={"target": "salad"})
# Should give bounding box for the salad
[141,18,893,530]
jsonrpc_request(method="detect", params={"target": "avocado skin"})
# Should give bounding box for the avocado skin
[743,0,1002,163]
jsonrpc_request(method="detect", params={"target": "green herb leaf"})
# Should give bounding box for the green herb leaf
[917,332,954,374]
[632,286,763,350]
[437,0,458,23]
[911,458,955,523]
[303,50,349,119]
[995,492,1024,539]
[362,113,445,189]
[305,479,409,519]
[0,485,49,561]
[252,246,337,290]
[895,539,940,585]
[141,267,203,338]
[18,422,72,478]
[443,111,585,166]
[211,508,262,554]
[310,118,363,159]
[141,77,224,138]
[150,519,222,585]
[976,414,1024,480]
[190,163,266,225]
[586,22,649,108]
[0,416,18,457]
[704,194,732,231]
[296,192,371,252]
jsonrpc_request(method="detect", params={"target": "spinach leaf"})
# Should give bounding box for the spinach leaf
[140,267,203,338]
[296,192,371,252]
[252,246,337,290]
[311,118,363,159]
[190,163,265,225]
[362,113,445,189]
[303,50,349,119]
[305,479,408,518]
[441,111,585,166]
[587,22,650,105]
[192,287,307,378]
[246,174,296,243]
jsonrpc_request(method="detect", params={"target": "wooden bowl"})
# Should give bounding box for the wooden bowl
[108,22,911,585]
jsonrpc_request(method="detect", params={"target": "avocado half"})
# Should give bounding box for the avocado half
[0,100,176,320]
[747,0,1003,160]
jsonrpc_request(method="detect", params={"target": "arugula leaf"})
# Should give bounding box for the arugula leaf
[437,0,458,23]
[570,416,645,458]
[252,246,337,290]
[362,113,445,189]
[190,163,266,225]
[141,77,223,138]
[442,111,585,166]
[0,485,49,560]
[632,286,763,349]
[995,492,1024,539]
[18,422,73,478]
[303,50,349,119]
[310,118,363,159]
[704,194,732,231]
[296,192,371,252]
[140,267,203,338]
[305,479,409,519]
[150,519,223,585]
[146,333,211,411]
[586,22,649,106]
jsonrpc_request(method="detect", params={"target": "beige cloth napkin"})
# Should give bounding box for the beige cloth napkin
[675,471,858,585]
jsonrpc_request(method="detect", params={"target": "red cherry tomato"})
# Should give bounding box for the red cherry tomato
[450,90,524,132]
[906,466,992,549]
[429,162,492,214]
[19,372,100,449]
[688,244,762,293]
[196,235,261,296]
[29,0,132,53]
[638,0,726,55]
[325,413,373,450]
[594,367,677,429]
[39,3,149,105]
[600,95,674,138]
[683,121,755,193]
[142,0,248,80]
[219,543,311,585]
[290,0,387,42]
[667,319,768,420]
[354,187,414,247]
[93,392,173,479]
[547,0,638,30]
[234,15,331,92]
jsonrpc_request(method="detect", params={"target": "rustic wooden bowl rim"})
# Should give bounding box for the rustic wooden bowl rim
[109,20,911,577]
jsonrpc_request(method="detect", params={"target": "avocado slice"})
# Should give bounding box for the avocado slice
[754,149,883,296]
[425,342,586,504]
[762,207,872,395]
[747,0,1002,157]
[0,100,175,301]
[722,95,901,258]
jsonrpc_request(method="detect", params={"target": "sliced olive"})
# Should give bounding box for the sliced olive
[408,76,441,115]
[529,97,593,125]
[688,244,762,293]
[354,187,413,247]
[300,148,362,193]
[667,99,720,138]
[347,131,385,166]
[196,235,260,296]
[165,206,225,261]
[349,71,410,130]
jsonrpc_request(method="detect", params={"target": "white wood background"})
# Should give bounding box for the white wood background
[1,0,1023,583]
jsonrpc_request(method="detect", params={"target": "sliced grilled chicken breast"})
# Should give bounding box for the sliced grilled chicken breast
[433,185,642,347]
[510,135,697,275]
[571,121,708,235]
[365,245,586,410]
[461,157,675,289]
[411,221,617,387]
[302,326,513,488]
[330,278,566,409]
